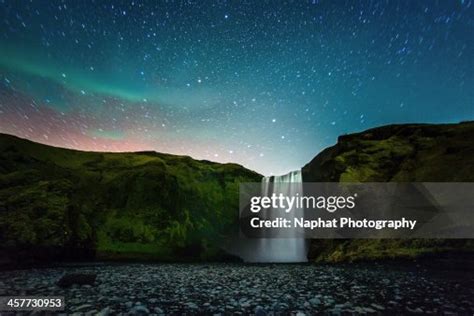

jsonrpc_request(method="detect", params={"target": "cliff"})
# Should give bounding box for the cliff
[302,121,474,262]
[0,134,261,266]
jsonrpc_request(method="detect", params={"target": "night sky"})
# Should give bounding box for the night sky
[0,1,473,175]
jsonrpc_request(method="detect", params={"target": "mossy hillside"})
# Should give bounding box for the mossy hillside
[303,121,474,262]
[309,239,474,263]
[0,134,261,263]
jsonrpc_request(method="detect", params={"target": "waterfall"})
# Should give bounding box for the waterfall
[239,170,309,263]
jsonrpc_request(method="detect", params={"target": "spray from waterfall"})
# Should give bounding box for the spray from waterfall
[236,170,309,263]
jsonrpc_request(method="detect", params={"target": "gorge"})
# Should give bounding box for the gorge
[1,121,474,314]
[0,121,473,266]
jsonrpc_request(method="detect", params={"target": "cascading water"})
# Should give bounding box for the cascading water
[238,170,308,263]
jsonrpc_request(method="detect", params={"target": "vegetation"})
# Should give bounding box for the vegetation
[303,121,474,262]
[0,134,261,264]
[1,121,473,265]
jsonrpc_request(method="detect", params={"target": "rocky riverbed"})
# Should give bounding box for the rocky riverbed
[0,262,473,315]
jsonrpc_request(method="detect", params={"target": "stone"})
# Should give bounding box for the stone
[255,306,267,316]
[57,273,97,288]
[0,262,471,315]
[186,302,198,309]
[370,303,385,310]
[73,304,93,312]
[129,305,150,315]
[97,307,111,316]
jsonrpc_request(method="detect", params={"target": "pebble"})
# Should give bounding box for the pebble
[97,307,110,316]
[129,305,150,315]
[0,263,471,314]
[255,306,267,316]
[370,303,385,310]
[364,307,376,313]
[74,304,93,312]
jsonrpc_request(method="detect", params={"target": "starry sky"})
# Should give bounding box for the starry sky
[0,0,473,175]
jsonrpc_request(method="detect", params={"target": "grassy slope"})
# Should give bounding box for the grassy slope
[0,134,261,264]
[302,121,474,262]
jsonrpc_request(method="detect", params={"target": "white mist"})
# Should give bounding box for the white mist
[240,170,308,263]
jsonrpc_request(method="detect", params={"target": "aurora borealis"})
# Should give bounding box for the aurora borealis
[0,1,473,175]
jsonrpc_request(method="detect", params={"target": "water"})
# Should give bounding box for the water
[241,170,308,263]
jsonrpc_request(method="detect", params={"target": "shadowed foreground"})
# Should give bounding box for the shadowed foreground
[1,262,473,315]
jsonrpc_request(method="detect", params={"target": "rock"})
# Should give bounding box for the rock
[57,273,97,288]
[411,307,424,313]
[309,298,321,306]
[278,303,289,309]
[97,307,111,316]
[370,303,385,310]
[325,298,335,306]
[73,304,94,312]
[354,306,364,313]
[129,305,150,315]
[185,302,198,309]
[329,307,342,315]
[255,306,267,316]
[0,262,472,315]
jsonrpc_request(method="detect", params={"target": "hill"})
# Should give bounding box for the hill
[0,134,261,266]
[302,121,474,262]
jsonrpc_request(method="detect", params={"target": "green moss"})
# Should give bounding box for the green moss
[336,136,415,182]
[303,122,474,263]
[0,133,261,262]
[312,239,474,263]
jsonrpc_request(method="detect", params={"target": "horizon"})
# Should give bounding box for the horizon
[2,119,471,176]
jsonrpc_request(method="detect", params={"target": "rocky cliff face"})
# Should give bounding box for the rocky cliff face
[0,133,261,265]
[302,121,474,262]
